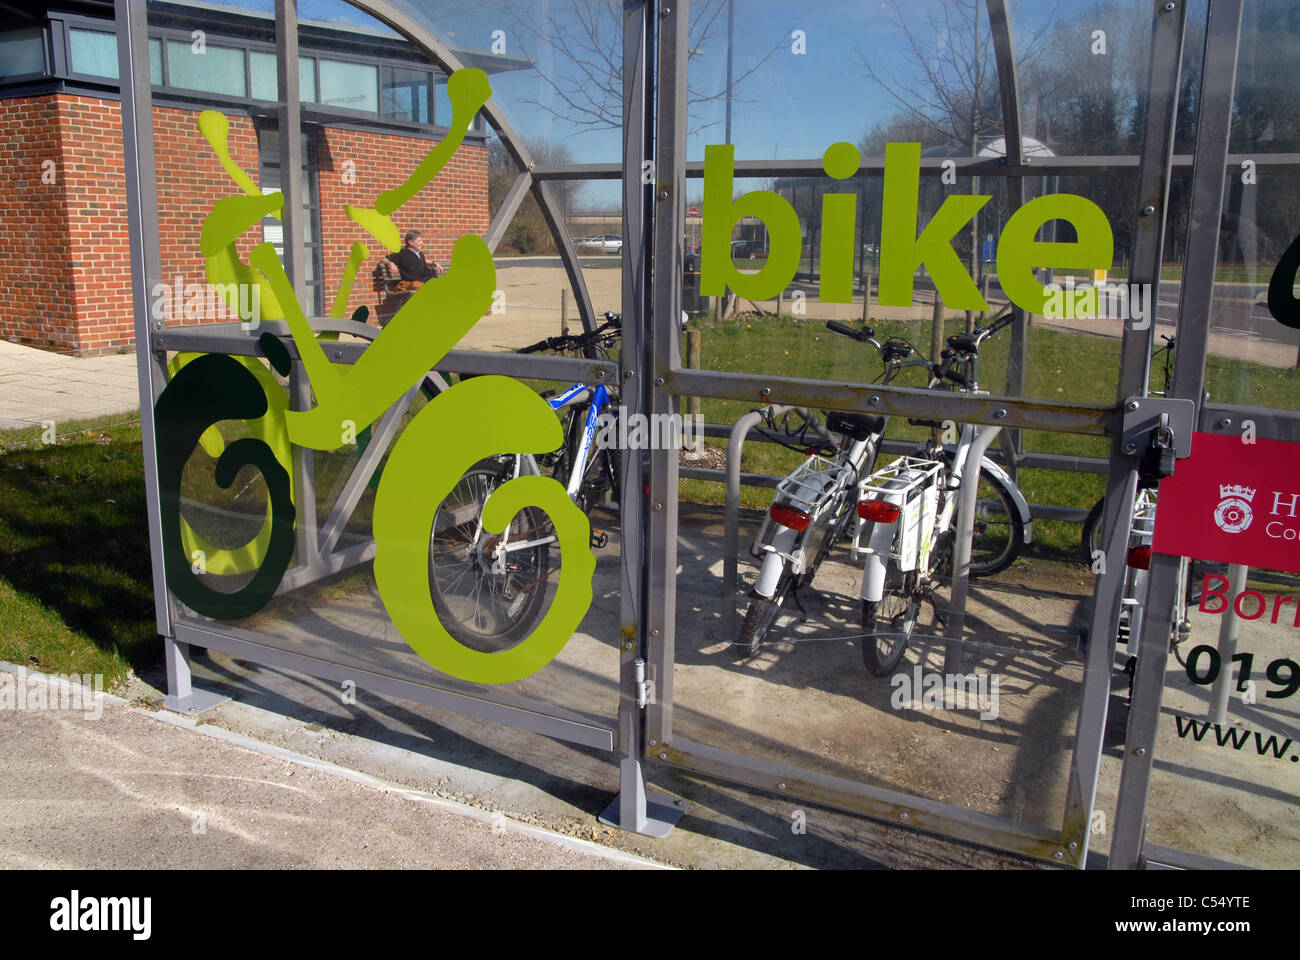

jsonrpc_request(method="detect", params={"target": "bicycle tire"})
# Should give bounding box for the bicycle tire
[1081,497,1106,562]
[965,462,1024,577]
[736,574,794,660]
[861,569,918,676]
[428,460,552,652]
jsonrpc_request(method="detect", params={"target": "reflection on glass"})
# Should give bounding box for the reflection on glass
[166,40,246,98]
[0,27,47,79]
[69,28,119,80]
[382,65,431,123]
[319,58,378,113]
[149,37,163,86]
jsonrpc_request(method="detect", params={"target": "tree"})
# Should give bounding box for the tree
[488,136,585,255]
[506,0,786,135]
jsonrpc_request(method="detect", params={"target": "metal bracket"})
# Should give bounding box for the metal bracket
[634,658,655,708]
[1121,397,1195,458]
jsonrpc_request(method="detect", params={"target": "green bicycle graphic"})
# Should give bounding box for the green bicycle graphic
[155,68,595,685]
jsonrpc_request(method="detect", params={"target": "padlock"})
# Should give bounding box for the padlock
[1137,424,1176,489]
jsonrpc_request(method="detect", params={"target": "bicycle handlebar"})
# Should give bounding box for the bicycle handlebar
[517,313,621,355]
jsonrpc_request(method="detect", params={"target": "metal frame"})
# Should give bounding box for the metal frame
[1110,0,1248,870]
[117,0,1298,865]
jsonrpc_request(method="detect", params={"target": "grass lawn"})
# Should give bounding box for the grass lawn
[0,414,153,687]
[681,313,1300,559]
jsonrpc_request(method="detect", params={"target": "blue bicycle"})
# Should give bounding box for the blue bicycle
[428,314,621,649]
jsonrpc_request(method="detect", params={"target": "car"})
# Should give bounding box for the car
[731,239,754,258]
[582,234,623,253]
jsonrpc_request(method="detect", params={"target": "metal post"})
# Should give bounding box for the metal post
[598,0,684,837]
[1209,564,1248,724]
[561,288,569,336]
[930,294,944,362]
[862,273,872,326]
[943,425,1000,674]
[685,329,702,454]
[1111,0,1244,870]
[116,0,169,640]
[276,0,305,307]
[118,0,229,715]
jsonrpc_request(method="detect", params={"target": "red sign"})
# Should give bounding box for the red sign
[688,207,700,216]
[1153,432,1300,574]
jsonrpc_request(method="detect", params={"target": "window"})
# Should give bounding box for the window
[149,37,162,86]
[319,58,377,113]
[165,39,246,98]
[0,28,47,80]
[68,27,118,80]
[382,66,430,123]
[250,52,318,103]
[250,50,276,101]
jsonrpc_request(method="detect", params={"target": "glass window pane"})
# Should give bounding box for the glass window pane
[149,37,162,86]
[319,58,377,113]
[382,66,429,123]
[299,55,316,102]
[250,50,276,101]
[0,28,47,79]
[165,39,246,98]
[69,28,118,80]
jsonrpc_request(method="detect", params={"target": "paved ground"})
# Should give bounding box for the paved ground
[0,664,662,870]
[0,340,140,430]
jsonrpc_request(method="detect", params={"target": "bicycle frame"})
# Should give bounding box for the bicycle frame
[751,426,880,596]
[483,381,614,570]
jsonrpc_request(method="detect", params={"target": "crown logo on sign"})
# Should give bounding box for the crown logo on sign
[1219,484,1256,501]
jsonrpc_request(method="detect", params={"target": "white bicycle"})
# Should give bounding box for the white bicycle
[854,307,1033,676]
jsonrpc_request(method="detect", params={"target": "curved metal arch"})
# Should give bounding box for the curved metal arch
[984,0,1029,476]
[984,0,1024,167]
[342,0,598,333]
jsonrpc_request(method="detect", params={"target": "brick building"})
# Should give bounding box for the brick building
[0,1,523,355]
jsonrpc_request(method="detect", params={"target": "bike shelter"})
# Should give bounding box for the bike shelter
[119,0,1300,867]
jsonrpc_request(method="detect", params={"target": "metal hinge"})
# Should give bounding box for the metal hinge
[634,657,656,708]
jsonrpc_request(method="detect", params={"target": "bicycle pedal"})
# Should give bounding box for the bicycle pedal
[590,529,609,549]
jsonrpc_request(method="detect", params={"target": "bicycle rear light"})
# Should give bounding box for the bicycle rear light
[857,499,901,523]
[770,503,812,531]
[1126,545,1152,569]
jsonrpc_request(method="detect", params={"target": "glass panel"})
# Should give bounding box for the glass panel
[1015,0,1155,157]
[382,65,431,123]
[68,28,119,80]
[0,27,47,79]
[319,58,377,114]
[1202,0,1300,413]
[149,37,163,86]
[166,39,246,98]
[250,50,276,102]
[1142,562,1300,868]
[299,56,317,103]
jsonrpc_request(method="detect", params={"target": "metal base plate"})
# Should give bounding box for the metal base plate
[164,687,230,716]
[598,789,688,839]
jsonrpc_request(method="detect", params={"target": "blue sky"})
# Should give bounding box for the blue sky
[226,0,1074,207]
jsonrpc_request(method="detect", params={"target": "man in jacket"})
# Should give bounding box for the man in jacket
[386,229,444,283]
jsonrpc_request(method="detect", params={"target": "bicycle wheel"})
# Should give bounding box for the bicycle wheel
[428,460,552,652]
[966,464,1024,577]
[1081,497,1106,561]
[861,569,918,676]
[736,573,794,660]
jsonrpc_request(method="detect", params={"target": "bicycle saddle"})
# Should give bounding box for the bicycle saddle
[827,411,884,441]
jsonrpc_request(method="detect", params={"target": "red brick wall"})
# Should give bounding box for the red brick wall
[0,96,76,352]
[315,127,488,318]
[59,95,132,354]
[152,105,260,332]
[1,92,488,355]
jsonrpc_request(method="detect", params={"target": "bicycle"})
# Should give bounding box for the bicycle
[427,313,623,650]
[855,306,1032,676]
[737,320,919,659]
